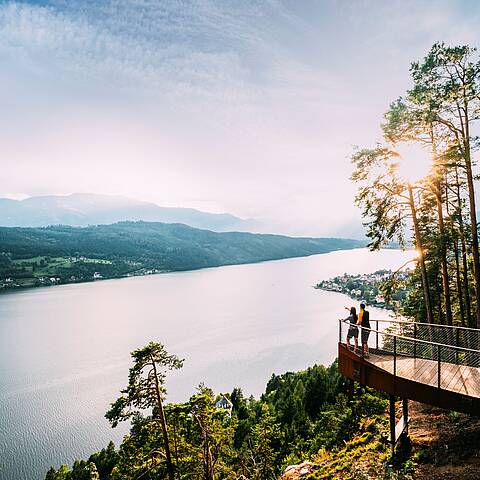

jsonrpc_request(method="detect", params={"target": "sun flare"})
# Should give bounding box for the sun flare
[394,143,431,184]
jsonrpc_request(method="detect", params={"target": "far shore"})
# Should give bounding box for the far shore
[1,247,373,295]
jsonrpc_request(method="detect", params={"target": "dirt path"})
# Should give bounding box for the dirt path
[409,401,480,479]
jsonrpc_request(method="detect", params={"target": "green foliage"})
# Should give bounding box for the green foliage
[107,416,169,479]
[311,392,387,450]
[44,462,101,480]
[47,357,385,480]
[240,403,282,480]
[174,386,237,479]
[0,222,365,289]
[105,342,183,480]
[351,146,408,251]
[106,342,184,428]
[304,399,392,480]
[352,41,480,327]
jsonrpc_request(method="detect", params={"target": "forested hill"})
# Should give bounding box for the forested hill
[0,221,364,288]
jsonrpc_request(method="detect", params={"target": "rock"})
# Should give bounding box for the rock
[279,461,317,479]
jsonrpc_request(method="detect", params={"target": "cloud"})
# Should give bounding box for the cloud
[0,1,308,97]
[1,0,480,236]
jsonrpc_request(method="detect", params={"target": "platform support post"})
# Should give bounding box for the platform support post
[402,398,408,436]
[389,395,396,456]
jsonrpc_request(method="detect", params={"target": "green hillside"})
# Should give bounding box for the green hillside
[0,221,364,289]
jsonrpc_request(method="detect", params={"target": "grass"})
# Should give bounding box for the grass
[305,415,416,480]
[11,256,112,278]
[13,256,72,276]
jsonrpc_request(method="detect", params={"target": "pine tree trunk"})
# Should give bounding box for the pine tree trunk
[434,178,453,325]
[464,158,480,326]
[455,167,473,327]
[454,240,466,326]
[461,234,474,327]
[462,112,480,327]
[408,184,434,324]
[151,358,175,480]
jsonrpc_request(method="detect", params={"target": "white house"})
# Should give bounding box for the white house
[215,395,233,414]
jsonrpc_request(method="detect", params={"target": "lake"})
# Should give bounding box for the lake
[0,248,413,479]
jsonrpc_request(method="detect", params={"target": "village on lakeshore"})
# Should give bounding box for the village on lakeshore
[314,269,410,309]
[0,254,163,291]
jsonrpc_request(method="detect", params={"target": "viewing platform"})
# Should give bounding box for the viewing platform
[338,318,480,452]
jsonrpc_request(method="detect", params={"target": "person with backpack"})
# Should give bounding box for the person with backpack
[344,306,359,353]
[357,303,371,357]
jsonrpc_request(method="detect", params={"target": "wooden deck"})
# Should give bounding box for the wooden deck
[369,352,480,398]
[339,320,480,445]
[338,343,480,415]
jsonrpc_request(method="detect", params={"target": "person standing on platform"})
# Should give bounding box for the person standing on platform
[358,303,371,357]
[344,306,359,353]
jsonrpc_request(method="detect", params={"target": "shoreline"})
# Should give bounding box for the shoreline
[312,266,411,311]
[0,247,370,295]
[313,285,396,311]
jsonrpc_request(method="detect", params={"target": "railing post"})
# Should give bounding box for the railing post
[437,344,441,389]
[389,395,396,456]
[455,328,460,365]
[360,326,364,358]
[413,323,417,359]
[402,398,409,436]
[376,320,379,350]
[393,335,397,378]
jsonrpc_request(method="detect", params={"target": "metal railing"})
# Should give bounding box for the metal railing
[339,318,480,393]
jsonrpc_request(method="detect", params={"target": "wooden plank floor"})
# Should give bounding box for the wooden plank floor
[368,353,480,398]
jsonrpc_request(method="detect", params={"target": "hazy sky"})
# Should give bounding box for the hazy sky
[2,0,480,236]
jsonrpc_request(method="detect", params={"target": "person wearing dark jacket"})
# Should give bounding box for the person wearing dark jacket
[357,303,371,357]
[344,306,358,353]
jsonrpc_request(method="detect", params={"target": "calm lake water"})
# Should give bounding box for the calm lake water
[0,248,413,479]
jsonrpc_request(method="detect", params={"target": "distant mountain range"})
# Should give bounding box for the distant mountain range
[0,193,261,232]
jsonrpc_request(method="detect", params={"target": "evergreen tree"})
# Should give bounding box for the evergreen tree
[105,342,183,480]
[248,404,281,480]
[410,43,480,326]
[351,146,434,323]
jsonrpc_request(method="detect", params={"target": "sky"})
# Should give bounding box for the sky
[1,0,480,237]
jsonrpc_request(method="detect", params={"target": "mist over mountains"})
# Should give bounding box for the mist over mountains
[0,193,261,232]
[0,193,368,239]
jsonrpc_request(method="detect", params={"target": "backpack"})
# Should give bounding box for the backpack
[362,310,370,328]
